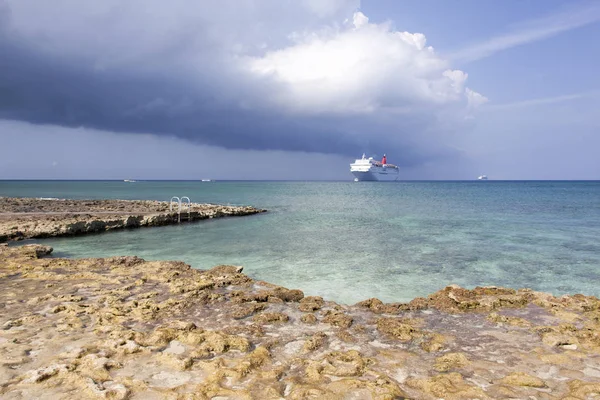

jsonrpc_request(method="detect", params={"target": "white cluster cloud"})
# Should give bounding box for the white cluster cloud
[465,88,489,108]
[247,11,486,114]
[352,10,369,28]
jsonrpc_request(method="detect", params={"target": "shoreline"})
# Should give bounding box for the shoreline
[0,197,266,243]
[1,197,600,398]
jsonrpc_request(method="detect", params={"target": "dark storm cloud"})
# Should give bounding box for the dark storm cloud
[0,0,469,166]
[0,39,441,165]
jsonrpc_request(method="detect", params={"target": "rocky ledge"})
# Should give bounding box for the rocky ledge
[1,244,600,399]
[0,197,265,243]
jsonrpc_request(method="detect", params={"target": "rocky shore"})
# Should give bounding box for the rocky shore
[0,197,265,243]
[2,243,600,399]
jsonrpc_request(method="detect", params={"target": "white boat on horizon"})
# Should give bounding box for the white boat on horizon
[477,175,488,180]
[350,154,399,182]
[123,179,137,182]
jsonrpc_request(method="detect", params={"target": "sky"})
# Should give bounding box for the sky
[0,0,599,180]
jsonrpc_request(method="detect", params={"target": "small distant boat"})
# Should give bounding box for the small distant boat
[477,175,488,180]
[123,179,137,182]
[201,179,213,182]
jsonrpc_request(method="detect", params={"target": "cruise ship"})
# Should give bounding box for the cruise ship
[350,154,399,181]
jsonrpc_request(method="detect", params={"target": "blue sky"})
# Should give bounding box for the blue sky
[1,0,598,180]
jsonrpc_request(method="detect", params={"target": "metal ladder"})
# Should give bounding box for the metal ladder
[170,196,192,223]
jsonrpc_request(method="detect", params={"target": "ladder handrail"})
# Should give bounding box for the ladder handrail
[181,196,191,220]
[169,196,181,213]
[169,196,192,223]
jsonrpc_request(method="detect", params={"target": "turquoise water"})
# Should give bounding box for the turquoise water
[2,180,600,304]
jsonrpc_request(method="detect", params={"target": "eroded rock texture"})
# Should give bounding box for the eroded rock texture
[2,244,600,399]
[0,197,265,243]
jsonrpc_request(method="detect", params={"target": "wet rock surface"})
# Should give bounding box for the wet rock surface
[0,197,265,242]
[2,244,600,399]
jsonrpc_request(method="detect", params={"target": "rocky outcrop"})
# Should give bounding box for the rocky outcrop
[2,244,600,399]
[0,197,265,242]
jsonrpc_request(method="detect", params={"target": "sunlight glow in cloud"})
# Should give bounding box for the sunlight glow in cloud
[247,12,484,114]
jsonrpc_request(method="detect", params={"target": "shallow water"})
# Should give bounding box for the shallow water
[2,180,600,304]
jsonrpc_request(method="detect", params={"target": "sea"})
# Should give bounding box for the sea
[2,180,600,305]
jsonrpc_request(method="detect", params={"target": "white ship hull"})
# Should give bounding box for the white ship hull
[351,170,399,181]
[350,154,400,182]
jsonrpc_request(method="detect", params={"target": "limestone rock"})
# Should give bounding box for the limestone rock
[253,312,290,324]
[434,352,470,372]
[303,332,327,352]
[376,317,422,342]
[500,371,546,388]
[22,364,68,383]
[299,296,324,312]
[322,310,353,328]
[300,313,317,324]
[421,333,452,353]
[0,197,265,243]
[405,372,490,399]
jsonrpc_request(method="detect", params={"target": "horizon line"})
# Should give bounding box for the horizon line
[1,179,599,183]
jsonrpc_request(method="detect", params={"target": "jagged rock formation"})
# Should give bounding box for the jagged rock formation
[2,244,600,399]
[0,197,265,242]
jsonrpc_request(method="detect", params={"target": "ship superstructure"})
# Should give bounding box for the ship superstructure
[350,154,399,182]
